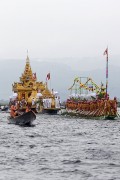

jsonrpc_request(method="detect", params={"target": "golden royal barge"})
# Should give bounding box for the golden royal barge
[9,55,61,114]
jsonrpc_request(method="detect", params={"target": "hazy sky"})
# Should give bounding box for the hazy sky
[0,0,120,59]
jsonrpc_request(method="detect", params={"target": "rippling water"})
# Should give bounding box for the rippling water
[0,111,120,180]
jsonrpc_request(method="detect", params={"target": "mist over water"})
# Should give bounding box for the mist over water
[0,112,120,180]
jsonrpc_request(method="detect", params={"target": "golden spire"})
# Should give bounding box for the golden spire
[26,49,30,63]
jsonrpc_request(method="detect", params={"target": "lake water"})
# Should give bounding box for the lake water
[0,111,120,180]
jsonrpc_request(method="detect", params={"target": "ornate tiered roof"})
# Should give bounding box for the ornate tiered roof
[12,56,53,102]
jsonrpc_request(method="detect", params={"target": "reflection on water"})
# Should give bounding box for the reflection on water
[0,112,120,180]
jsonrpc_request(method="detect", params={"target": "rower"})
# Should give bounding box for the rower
[10,105,18,118]
[25,105,30,112]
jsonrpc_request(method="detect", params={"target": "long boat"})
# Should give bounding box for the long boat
[64,76,118,120]
[63,49,119,120]
[7,110,36,126]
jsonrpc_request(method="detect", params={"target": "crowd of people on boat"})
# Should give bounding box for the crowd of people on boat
[66,96,117,117]
[9,97,32,118]
[9,95,61,118]
[43,97,61,109]
[10,104,31,118]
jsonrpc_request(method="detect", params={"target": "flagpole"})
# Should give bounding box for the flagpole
[50,71,51,91]
[103,47,108,99]
[46,72,50,89]
[106,48,108,98]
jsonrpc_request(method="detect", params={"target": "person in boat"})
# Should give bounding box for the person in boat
[111,97,117,115]
[25,105,31,112]
[104,97,111,116]
[32,98,35,106]
[10,105,18,118]
[20,97,27,108]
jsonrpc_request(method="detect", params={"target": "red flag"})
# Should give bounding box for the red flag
[46,73,50,80]
[103,48,108,56]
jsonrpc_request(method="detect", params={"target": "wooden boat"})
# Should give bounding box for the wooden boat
[64,49,119,120]
[7,110,36,126]
[1,105,9,111]
[65,76,118,120]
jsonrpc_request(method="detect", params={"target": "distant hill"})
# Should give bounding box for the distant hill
[0,58,120,101]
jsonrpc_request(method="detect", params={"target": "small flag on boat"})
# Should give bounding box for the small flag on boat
[103,48,108,56]
[46,73,50,80]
